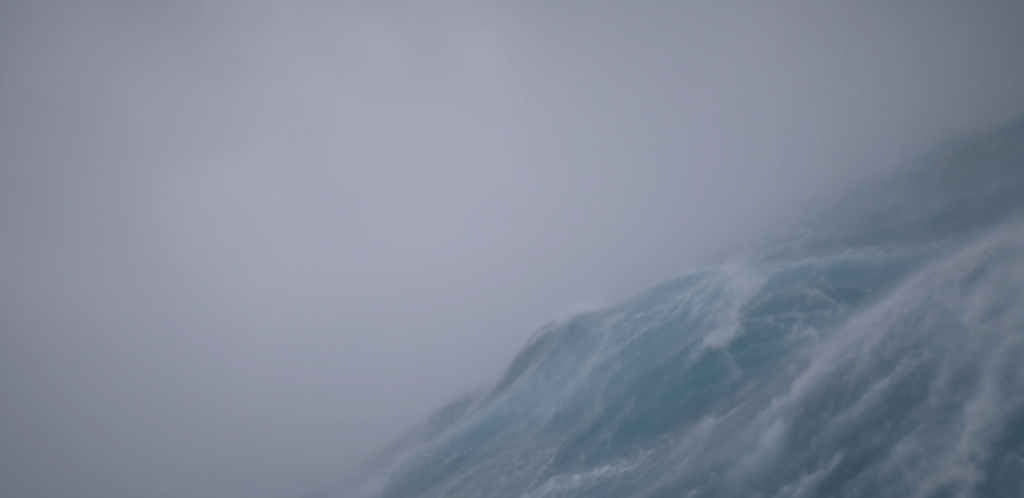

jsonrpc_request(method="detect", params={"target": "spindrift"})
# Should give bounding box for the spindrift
[331,120,1024,498]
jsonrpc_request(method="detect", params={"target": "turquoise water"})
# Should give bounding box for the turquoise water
[335,120,1024,498]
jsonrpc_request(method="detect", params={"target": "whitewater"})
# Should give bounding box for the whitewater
[326,120,1024,498]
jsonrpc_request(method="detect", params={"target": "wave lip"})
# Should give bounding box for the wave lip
[337,120,1024,498]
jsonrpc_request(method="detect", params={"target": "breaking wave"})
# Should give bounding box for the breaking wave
[329,120,1024,498]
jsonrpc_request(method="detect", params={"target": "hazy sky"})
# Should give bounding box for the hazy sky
[2,1,1024,497]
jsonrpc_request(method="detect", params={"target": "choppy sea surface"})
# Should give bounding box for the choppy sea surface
[328,120,1024,498]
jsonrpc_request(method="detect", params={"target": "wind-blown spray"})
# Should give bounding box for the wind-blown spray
[332,120,1024,498]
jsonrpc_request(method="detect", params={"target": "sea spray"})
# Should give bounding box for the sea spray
[333,120,1024,498]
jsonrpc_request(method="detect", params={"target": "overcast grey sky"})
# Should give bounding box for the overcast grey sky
[2,1,1024,497]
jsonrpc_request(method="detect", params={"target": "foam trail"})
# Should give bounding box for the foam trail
[325,120,1024,498]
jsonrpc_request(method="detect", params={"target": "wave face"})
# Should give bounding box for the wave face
[335,121,1024,498]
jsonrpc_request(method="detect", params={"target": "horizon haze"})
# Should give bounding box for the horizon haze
[2,2,1024,497]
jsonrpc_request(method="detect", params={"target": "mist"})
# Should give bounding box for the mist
[1,1,1023,497]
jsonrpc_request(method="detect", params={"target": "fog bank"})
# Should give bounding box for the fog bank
[1,1,1023,497]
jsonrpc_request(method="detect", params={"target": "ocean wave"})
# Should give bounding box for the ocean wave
[333,119,1024,498]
